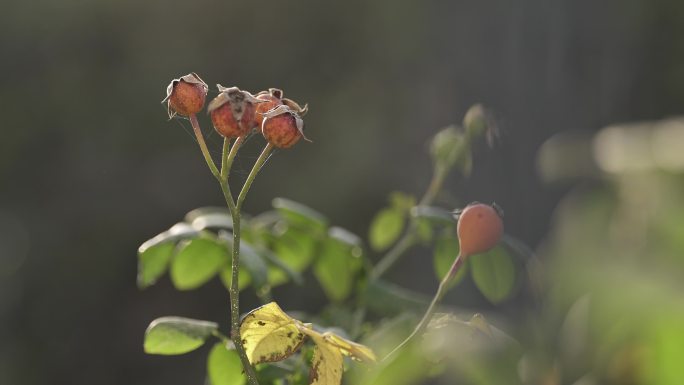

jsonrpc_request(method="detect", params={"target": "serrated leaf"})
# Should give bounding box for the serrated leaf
[137,242,175,289]
[433,236,467,288]
[138,222,200,253]
[314,239,360,302]
[185,207,233,230]
[369,208,405,251]
[207,342,246,385]
[273,198,328,232]
[170,237,226,290]
[240,302,305,365]
[470,245,516,303]
[144,316,217,355]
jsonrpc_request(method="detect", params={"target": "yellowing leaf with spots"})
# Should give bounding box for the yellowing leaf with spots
[298,326,376,385]
[239,302,305,364]
[240,302,376,385]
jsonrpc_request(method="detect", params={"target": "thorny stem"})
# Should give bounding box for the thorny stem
[189,114,220,180]
[370,168,447,279]
[383,253,466,361]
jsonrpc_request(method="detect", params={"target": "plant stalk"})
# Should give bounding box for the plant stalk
[237,143,274,210]
[189,114,220,180]
[371,169,447,279]
[383,253,465,361]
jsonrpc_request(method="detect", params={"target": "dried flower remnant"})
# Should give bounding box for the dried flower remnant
[208,85,262,138]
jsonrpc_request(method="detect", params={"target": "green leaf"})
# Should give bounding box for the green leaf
[217,231,269,290]
[369,208,405,252]
[470,245,516,303]
[314,239,360,301]
[138,222,200,253]
[207,342,246,385]
[364,280,430,315]
[185,206,233,230]
[137,242,175,289]
[170,237,227,290]
[144,316,217,355]
[273,198,327,232]
[410,206,455,225]
[433,236,467,287]
[388,192,416,211]
[268,227,316,286]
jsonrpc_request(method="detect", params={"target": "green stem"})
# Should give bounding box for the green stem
[189,114,220,180]
[237,144,274,210]
[222,136,245,182]
[227,209,259,385]
[383,253,465,361]
[370,169,447,279]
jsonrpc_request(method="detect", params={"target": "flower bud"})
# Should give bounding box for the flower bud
[162,73,208,118]
[261,105,308,148]
[208,85,261,138]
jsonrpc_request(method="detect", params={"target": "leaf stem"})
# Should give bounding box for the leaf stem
[222,136,245,182]
[189,114,220,180]
[370,169,447,279]
[383,253,465,361]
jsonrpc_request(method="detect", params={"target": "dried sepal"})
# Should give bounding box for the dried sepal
[282,98,309,116]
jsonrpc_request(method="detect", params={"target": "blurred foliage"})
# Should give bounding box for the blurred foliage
[3,0,684,385]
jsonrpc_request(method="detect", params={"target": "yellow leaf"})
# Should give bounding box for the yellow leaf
[297,325,376,385]
[306,331,344,385]
[239,302,305,364]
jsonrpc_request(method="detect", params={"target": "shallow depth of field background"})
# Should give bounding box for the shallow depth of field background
[2,1,684,384]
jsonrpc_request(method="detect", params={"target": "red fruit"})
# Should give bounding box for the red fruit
[162,73,208,118]
[255,92,283,127]
[261,106,306,148]
[456,202,503,257]
[208,85,260,138]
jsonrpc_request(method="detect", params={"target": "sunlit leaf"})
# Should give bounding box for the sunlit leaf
[137,242,175,289]
[314,239,360,301]
[207,342,246,385]
[240,302,305,365]
[273,198,327,232]
[388,192,415,211]
[185,207,233,230]
[369,208,405,251]
[307,332,344,385]
[269,227,316,286]
[433,236,467,288]
[298,327,376,385]
[470,245,516,303]
[170,237,226,290]
[144,316,217,355]
[138,222,200,253]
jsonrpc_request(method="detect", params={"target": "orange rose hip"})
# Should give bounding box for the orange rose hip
[456,202,503,257]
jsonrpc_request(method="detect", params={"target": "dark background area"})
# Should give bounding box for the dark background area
[1,0,683,384]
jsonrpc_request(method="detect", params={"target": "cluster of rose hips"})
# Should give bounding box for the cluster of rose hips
[162,73,309,148]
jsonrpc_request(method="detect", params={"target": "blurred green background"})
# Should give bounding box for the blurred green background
[2,0,684,384]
